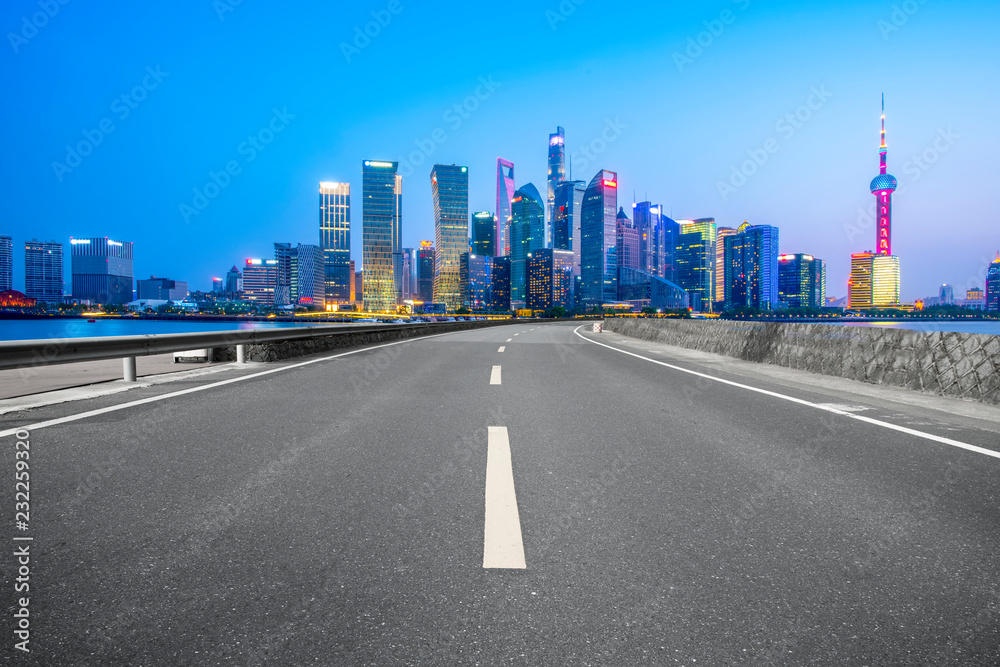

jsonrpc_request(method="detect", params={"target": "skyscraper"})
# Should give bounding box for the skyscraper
[71,237,133,304]
[715,227,737,305]
[242,258,277,306]
[554,180,587,277]
[508,183,545,304]
[849,252,900,310]
[654,213,681,283]
[496,158,515,256]
[580,170,619,308]
[0,235,12,292]
[778,253,826,309]
[460,253,510,312]
[616,207,640,273]
[431,164,469,311]
[273,242,294,307]
[224,265,241,296]
[674,219,717,312]
[547,126,566,243]
[362,160,402,312]
[291,244,325,308]
[319,181,352,305]
[472,212,497,257]
[24,240,63,302]
[527,248,573,311]
[722,221,779,310]
[632,202,664,277]
[417,242,435,303]
[939,284,955,305]
[987,253,1000,312]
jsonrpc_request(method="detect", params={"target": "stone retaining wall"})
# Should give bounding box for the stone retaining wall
[603,318,1000,405]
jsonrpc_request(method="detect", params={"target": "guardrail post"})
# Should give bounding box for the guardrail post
[123,357,137,382]
[236,344,247,364]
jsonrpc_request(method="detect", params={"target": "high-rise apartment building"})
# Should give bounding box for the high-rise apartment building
[431,164,469,311]
[674,219,717,312]
[527,248,573,311]
[24,240,63,302]
[547,127,566,244]
[722,222,779,310]
[362,160,402,312]
[580,170,619,308]
[71,237,133,304]
[472,212,497,257]
[319,181,352,305]
[509,183,545,304]
[778,253,826,309]
[0,235,11,292]
[496,158,515,256]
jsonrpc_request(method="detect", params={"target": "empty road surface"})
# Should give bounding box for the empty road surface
[2,322,998,665]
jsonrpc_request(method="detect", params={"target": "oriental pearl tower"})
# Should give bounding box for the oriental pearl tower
[870,94,898,256]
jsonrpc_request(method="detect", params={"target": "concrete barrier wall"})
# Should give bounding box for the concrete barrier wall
[603,318,1000,406]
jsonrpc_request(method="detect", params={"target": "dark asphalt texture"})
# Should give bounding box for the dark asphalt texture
[2,322,999,666]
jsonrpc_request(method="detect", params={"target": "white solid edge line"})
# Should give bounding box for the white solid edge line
[483,426,526,569]
[0,331,461,439]
[490,366,502,385]
[573,325,1000,461]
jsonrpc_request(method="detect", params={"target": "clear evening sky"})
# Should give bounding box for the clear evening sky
[3,0,997,301]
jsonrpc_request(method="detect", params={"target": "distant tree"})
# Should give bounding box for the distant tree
[456,306,471,315]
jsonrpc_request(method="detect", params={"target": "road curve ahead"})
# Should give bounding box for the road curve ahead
[2,322,999,665]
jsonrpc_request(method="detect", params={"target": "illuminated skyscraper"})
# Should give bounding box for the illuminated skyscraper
[616,207,640,296]
[871,95,898,257]
[472,212,497,257]
[319,181,352,305]
[632,202,664,277]
[71,237,133,304]
[24,240,63,302]
[674,219,717,312]
[849,252,900,310]
[722,221,779,310]
[362,160,402,312]
[290,244,325,308]
[242,258,278,305]
[527,248,573,311]
[431,164,469,311]
[547,126,566,243]
[417,242,435,303]
[509,183,545,303]
[580,170,619,308]
[496,158,515,256]
[273,242,294,307]
[0,235,11,292]
[554,179,586,276]
[460,253,511,312]
[778,253,826,309]
[715,227,737,304]
[985,253,999,311]
[225,265,241,296]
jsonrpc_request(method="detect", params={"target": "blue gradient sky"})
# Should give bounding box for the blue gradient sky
[3,0,998,301]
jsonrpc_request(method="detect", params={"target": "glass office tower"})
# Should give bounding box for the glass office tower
[71,237,134,304]
[362,160,402,312]
[721,221,779,310]
[319,181,352,305]
[547,126,566,244]
[778,253,826,309]
[431,164,469,311]
[472,212,497,257]
[580,170,619,308]
[0,235,11,292]
[509,183,545,304]
[674,219,717,312]
[24,240,63,302]
[496,158,515,256]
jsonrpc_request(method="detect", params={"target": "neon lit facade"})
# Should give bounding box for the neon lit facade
[319,181,352,305]
[870,95,898,256]
[986,253,1000,312]
[547,127,566,244]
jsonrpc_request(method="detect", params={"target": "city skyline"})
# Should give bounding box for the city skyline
[2,1,998,302]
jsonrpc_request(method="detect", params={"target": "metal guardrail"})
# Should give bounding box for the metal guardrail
[0,320,529,380]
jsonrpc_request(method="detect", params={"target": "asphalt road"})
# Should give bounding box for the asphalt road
[2,322,999,666]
